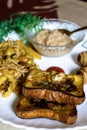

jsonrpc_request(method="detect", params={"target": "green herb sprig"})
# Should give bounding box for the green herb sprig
[0,13,41,43]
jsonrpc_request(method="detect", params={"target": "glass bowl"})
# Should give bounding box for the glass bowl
[25,19,80,57]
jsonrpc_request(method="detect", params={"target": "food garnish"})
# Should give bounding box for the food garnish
[0,13,41,43]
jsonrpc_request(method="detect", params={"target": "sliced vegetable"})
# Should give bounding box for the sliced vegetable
[46,66,64,74]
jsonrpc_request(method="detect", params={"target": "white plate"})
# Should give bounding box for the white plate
[0,20,87,130]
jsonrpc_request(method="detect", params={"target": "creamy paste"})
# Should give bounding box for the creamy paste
[34,29,73,46]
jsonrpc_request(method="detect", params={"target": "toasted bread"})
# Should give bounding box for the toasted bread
[16,96,77,125]
[22,72,85,105]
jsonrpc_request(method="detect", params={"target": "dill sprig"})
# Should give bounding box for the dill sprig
[0,13,41,43]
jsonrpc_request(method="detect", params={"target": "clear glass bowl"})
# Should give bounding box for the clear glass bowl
[25,19,80,57]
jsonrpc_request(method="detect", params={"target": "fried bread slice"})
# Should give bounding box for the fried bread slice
[16,96,77,125]
[22,71,85,105]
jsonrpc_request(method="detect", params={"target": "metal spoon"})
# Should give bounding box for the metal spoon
[58,25,87,36]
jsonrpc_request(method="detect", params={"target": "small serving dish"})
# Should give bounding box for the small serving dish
[25,19,80,57]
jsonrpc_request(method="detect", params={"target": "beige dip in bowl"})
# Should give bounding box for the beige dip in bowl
[25,19,80,57]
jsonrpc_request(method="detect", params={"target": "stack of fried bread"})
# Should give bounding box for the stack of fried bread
[16,68,85,125]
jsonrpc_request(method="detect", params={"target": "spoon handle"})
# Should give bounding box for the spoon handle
[72,25,87,33]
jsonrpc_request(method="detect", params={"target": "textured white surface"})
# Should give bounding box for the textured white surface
[1,0,87,129]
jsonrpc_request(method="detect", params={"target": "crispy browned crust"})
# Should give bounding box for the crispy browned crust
[22,87,85,105]
[16,96,77,125]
